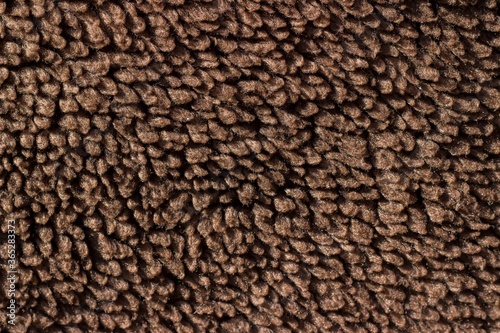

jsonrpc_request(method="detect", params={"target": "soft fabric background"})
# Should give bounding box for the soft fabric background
[0,0,499,332]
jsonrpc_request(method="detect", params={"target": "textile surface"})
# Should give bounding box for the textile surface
[0,0,499,332]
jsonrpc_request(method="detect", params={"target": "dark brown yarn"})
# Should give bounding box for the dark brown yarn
[1,0,500,332]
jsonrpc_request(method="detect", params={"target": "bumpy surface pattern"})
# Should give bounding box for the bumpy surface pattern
[1,0,500,332]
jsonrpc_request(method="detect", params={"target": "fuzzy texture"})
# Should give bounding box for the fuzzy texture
[0,0,500,332]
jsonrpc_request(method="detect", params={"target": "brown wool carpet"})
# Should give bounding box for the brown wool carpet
[1,0,500,332]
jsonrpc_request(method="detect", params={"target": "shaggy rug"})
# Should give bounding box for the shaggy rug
[0,0,499,332]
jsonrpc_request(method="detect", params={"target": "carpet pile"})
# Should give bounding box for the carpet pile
[0,0,499,332]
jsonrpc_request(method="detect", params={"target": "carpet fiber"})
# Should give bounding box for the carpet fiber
[1,0,500,332]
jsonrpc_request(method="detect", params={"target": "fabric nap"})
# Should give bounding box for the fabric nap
[0,0,499,332]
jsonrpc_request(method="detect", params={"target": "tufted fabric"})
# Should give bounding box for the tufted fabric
[0,0,499,332]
